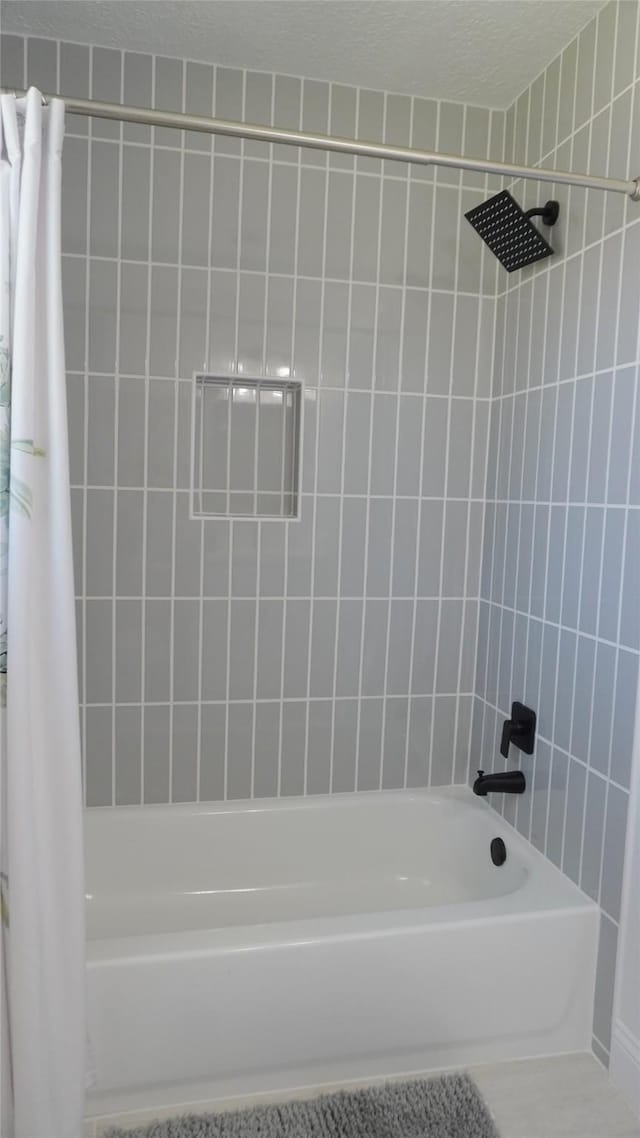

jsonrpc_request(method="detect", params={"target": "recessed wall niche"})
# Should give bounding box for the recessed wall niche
[191,375,303,520]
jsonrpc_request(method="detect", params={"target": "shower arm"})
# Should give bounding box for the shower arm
[3,87,640,202]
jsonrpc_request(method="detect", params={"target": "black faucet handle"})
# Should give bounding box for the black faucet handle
[500,702,536,759]
[500,719,513,759]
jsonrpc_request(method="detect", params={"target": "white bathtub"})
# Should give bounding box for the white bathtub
[85,786,599,1117]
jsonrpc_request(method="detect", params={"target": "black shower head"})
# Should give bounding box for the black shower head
[465,189,559,272]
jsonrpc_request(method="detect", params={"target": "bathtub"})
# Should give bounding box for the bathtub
[85,786,599,1117]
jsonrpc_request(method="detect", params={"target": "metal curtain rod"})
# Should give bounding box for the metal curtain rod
[4,88,640,201]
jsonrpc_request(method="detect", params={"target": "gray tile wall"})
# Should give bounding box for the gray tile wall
[0,32,504,806]
[471,0,640,1065]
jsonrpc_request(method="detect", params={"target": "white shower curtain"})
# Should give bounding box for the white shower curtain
[0,88,86,1138]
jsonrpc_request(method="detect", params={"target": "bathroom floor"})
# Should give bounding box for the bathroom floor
[86,1053,639,1137]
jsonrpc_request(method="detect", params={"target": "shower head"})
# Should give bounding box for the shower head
[465,189,559,272]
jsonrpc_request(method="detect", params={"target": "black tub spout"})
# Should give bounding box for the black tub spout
[473,769,526,796]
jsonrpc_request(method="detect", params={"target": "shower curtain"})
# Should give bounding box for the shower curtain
[0,89,86,1137]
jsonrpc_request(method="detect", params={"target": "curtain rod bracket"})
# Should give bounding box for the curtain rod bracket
[632,178,640,202]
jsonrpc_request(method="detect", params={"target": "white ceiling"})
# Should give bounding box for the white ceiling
[1,0,606,109]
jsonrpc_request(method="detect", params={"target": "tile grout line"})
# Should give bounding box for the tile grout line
[166,58,187,804]
[79,41,93,803]
[194,63,217,803]
[109,52,125,805]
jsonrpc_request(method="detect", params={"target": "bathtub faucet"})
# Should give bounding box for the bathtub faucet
[473,769,526,796]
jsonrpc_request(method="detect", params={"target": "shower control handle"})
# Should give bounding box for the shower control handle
[500,702,536,759]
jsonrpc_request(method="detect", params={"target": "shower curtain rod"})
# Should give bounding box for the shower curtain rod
[4,87,640,201]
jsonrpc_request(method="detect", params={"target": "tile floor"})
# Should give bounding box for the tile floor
[85,1053,640,1137]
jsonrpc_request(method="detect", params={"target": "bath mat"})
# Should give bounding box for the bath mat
[104,1072,499,1138]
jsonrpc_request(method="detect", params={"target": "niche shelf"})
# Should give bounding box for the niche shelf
[191,374,302,520]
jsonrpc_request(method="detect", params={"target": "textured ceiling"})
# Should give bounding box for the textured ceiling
[1,0,606,109]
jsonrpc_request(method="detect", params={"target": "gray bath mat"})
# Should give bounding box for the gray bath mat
[105,1072,499,1138]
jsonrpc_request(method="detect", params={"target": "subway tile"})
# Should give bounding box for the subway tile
[387,598,414,695]
[144,599,172,703]
[227,704,253,800]
[417,500,444,597]
[598,510,625,643]
[240,160,269,272]
[256,600,283,700]
[366,499,393,596]
[431,696,457,785]
[531,740,551,853]
[374,287,402,391]
[115,599,142,704]
[309,598,336,698]
[382,698,409,789]
[297,168,326,276]
[392,499,419,597]
[85,600,113,704]
[149,267,179,376]
[357,698,384,791]
[88,259,118,374]
[325,171,353,280]
[228,599,257,699]
[611,649,638,790]
[115,707,142,806]
[321,281,349,385]
[411,600,438,695]
[253,702,280,798]
[116,490,144,595]
[600,784,628,922]
[283,599,310,697]
[316,390,345,493]
[307,700,333,795]
[406,182,434,286]
[294,278,321,385]
[620,509,640,649]
[421,398,448,497]
[341,498,367,596]
[369,393,397,495]
[85,707,113,807]
[199,704,226,801]
[145,492,173,595]
[406,697,432,787]
[332,700,358,793]
[546,749,569,869]
[401,291,429,393]
[395,396,423,495]
[119,263,148,376]
[280,702,306,796]
[362,599,389,696]
[172,705,199,803]
[201,601,228,700]
[87,378,115,486]
[143,706,172,803]
[335,599,364,696]
[572,635,596,764]
[441,501,468,598]
[563,758,587,885]
[343,393,372,493]
[581,771,607,901]
[173,600,201,702]
[86,489,114,595]
[436,600,463,694]
[427,293,454,395]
